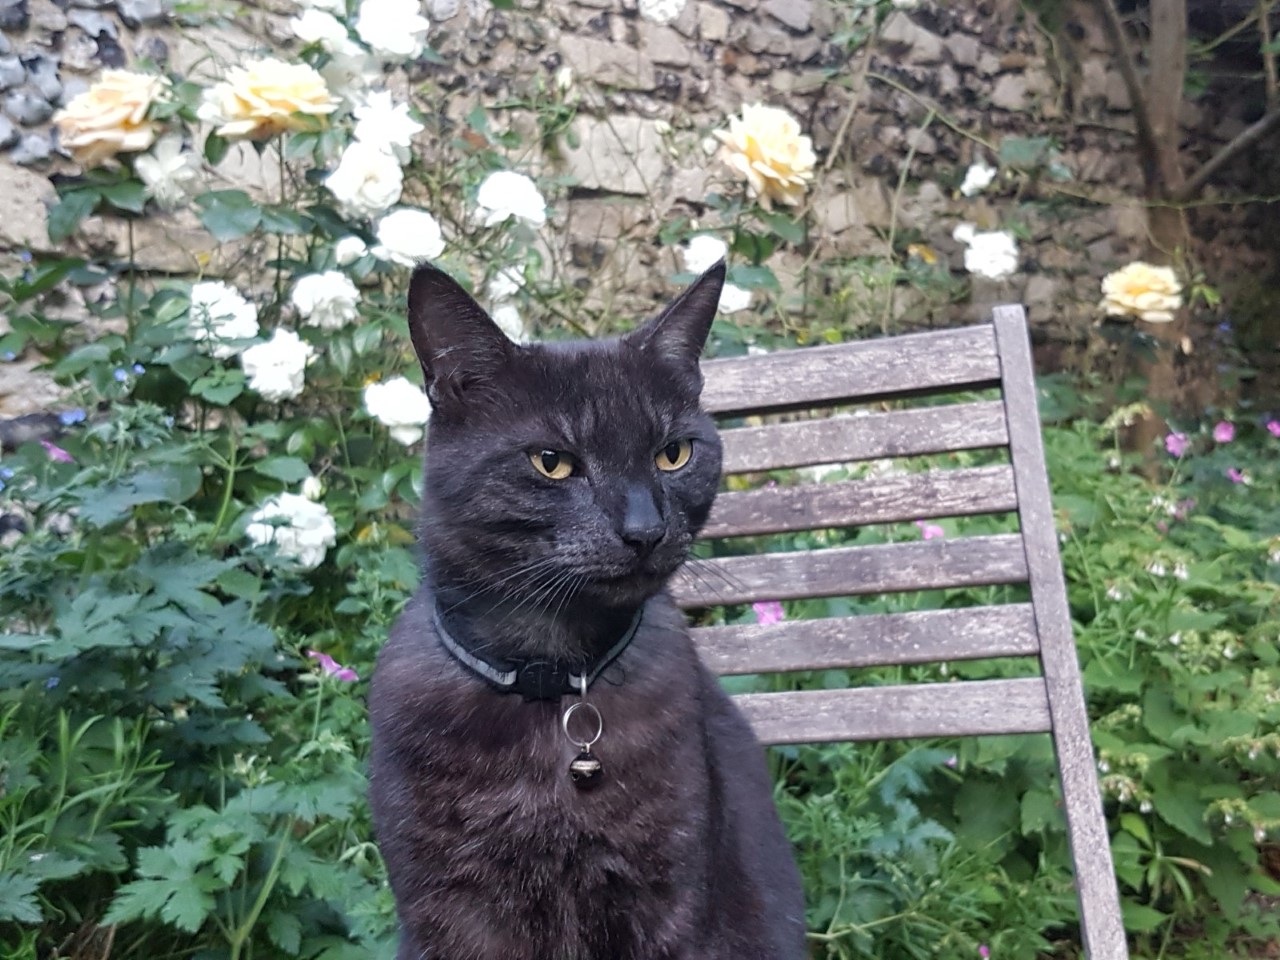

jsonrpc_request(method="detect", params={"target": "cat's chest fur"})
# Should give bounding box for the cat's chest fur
[369,595,716,959]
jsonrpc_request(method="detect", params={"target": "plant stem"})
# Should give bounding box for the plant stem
[126,219,138,339]
[226,820,293,960]
[210,430,239,542]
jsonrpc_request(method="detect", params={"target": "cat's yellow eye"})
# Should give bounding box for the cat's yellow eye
[531,449,575,480]
[656,439,692,472]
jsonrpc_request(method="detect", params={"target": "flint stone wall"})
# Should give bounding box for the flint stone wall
[0,0,1272,416]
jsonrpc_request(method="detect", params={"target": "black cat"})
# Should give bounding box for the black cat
[368,261,807,960]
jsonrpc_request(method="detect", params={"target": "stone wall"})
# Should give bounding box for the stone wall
[0,0,1273,416]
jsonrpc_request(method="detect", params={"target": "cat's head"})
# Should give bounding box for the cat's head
[406,262,725,612]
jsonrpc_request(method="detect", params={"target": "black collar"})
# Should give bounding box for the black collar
[431,604,643,701]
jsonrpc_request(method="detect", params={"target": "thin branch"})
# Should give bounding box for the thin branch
[1173,107,1280,200]
[1095,0,1162,190]
[1262,0,1278,111]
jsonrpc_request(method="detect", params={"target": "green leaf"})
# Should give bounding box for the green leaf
[78,464,204,527]
[47,189,100,245]
[253,456,312,483]
[191,370,246,405]
[0,872,41,924]
[728,264,781,291]
[216,568,262,600]
[1121,900,1168,933]
[10,258,84,302]
[755,210,806,245]
[100,180,148,214]
[998,135,1053,169]
[267,910,302,955]
[196,190,262,241]
[160,881,215,932]
[1148,767,1213,845]
[204,132,230,166]
[352,322,383,356]
[260,206,312,235]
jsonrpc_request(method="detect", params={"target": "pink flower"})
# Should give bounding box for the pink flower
[1226,468,1245,485]
[915,520,945,540]
[1164,432,1188,457]
[1267,420,1280,438]
[1213,421,1235,443]
[308,649,358,682]
[945,755,958,769]
[978,947,991,960]
[40,440,74,463]
[752,601,785,626]
[1173,498,1195,520]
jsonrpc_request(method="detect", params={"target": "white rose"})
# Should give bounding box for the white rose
[491,303,526,343]
[356,0,430,60]
[364,376,432,445]
[638,0,685,23]
[319,48,381,103]
[245,492,337,569]
[680,234,728,274]
[959,160,997,197]
[475,171,547,227]
[290,271,361,330]
[1100,262,1183,323]
[372,207,445,266]
[326,140,404,219]
[291,9,353,52]
[353,90,423,164]
[717,282,751,314]
[333,235,368,265]
[188,281,260,358]
[488,267,524,302]
[952,224,1018,280]
[241,328,316,402]
[52,70,170,168]
[198,58,337,141]
[134,135,200,209]
[301,475,324,501]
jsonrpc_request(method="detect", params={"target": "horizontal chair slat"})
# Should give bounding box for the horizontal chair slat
[671,534,1029,608]
[700,326,1000,416]
[691,604,1040,675]
[719,401,1010,474]
[701,465,1018,540]
[736,677,1052,745]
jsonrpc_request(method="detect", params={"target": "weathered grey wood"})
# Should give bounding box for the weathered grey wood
[670,534,1028,608]
[993,305,1129,960]
[700,326,1001,415]
[719,401,1010,474]
[691,604,1040,675]
[700,465,1017,540]
[735,677,1052,744]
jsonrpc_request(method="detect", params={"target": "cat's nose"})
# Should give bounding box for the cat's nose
[620,486,665,553]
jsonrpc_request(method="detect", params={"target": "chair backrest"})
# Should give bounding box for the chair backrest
[683,306,1129,960]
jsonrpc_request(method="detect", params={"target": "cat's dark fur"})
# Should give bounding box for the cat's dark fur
[368,262,807,960]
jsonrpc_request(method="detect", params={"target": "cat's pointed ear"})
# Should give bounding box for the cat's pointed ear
[627,261,724,383]
[407,263,513,412]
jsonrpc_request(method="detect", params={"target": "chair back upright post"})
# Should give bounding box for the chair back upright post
[992,306,1128,960]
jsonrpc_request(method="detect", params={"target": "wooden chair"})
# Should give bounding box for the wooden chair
[675,305,1129,960]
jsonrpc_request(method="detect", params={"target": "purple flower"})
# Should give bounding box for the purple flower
[1174,498,1195,520]
[40,440,74,463]
[1213,421,1235,443]
[1268,420,1280,438]
[1226,468,1245,484]
[58,408,86,426]
[132,363,146,375]
[1,352,15,362]
[1165,432,1188,457]
[752,601,785,626]
[45,676,59,689]
[113,368,129,382]
[945,755,958,769]
[308,649,359,682]
[978,947,991,960]
[915,520,945,540]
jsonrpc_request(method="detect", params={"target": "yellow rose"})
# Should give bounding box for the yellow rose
[199,58,338,141]
[1100,262,1183,323]
[713,103,816,211]
[52,70,171,168]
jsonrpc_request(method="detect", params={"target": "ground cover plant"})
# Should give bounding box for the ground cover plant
[1,1,1279,956]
